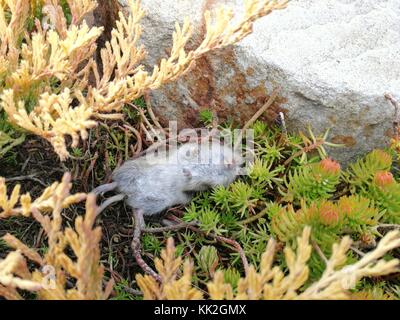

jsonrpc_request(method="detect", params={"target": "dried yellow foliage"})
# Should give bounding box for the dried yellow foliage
[0,0,288,160]
[1,173,399,300]
[0,173,86,218]
[137,227,400,300]
[0,251,43,300]
[66,0,97,25]
[0,173,113,300]
[350,287,395,300]
[136,238,204,300]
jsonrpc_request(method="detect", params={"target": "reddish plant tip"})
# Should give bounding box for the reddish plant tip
[338,203,352,217]
[320,209,339,225]
[360,233,375,246]
[320,158,341,174]
[374,171,395,187]
[319,203,340,225]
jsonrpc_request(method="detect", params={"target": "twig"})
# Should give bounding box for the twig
[167,215,250,275]
[144,91,167,136]
[121,286,143,296]
[142,221,198,234]
[312,240,328,265]
[82,151,99,190]
[20,155,31,173]
[283,139,324,167]
[350,246,365,257]
[129,102,162,142]
[140,122,153,144]
[385,93,400,136]
[5,174,47,187]
[131,210,162,282]
[213,234,250,274]
[234,88,280,151]
[239,208,268,225]
[122,124,143,157]
[123,127,130,160]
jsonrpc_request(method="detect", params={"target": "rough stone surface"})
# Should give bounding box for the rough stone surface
[121,0,400,164]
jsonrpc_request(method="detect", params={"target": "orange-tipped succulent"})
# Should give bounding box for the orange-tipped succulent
[374,171,395,187]
[319,204,340,226]
[320,158,341,175]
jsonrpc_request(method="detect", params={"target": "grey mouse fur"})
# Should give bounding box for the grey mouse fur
[94,140,242,216]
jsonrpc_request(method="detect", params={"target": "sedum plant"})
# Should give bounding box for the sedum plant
[345,149,393,191]
[1,122,400,300]
[173,123,400,283]
[0,0,399,299]
[136,228,400,300]
[367,171,400,224]
[270,196,382,256]
[281,158,341,203]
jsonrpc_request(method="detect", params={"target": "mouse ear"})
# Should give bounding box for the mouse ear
[182,168,192,179]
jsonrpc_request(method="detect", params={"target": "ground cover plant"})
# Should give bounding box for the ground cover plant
[0,0,400,300]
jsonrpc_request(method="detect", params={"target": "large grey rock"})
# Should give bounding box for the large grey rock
[120,0,400,164]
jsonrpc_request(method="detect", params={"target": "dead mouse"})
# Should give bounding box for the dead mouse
[93,140,242,216]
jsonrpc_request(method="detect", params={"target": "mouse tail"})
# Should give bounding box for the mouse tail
[92,182,118,195]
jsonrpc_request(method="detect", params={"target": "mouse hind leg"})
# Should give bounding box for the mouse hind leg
[131,209,161,281]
